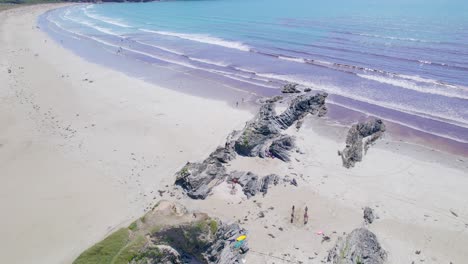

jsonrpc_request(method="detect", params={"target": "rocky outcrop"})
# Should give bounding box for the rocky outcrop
[327,228,387,264]
[339,119,385,168]
[281,83,301,93]
[229,172,280,198]
[363,207,375,224]
[269,135,295,161]
[274,93,328,129]
[175,146,235,199]
[234,93,328,158]
[204,223,249,263]
[176,92,327,199]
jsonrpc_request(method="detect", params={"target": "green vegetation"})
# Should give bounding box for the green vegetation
[132,247,163,262]
[180,166,190,176]
[209,219,218,234]
[339,241,349,260]
[128,221,138,231]
[73,202,221,264]
[73,228,130,264]
[356,256,363,264]
[139,215,146,223]
[111,235,146,264]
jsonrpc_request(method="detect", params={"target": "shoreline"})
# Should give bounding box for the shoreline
[1,4,253,263]
[39,3,468,158]
[1,4,467,264]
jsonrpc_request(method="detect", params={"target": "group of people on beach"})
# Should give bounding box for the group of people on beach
[291,205,308,225]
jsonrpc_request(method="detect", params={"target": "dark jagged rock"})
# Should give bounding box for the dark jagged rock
[204,223,249,263]
[274,93,328,129]
[176,93,327,199]
[269,135,295,161]
[234,93,328,158]
[175,146,234,199]
[281,83,301,93]
[234,101,280,158]
[327,228,387,264]
[304,88,312,92]
[339,119,386,168]
[364,207,375,224]
[229,172,280,198]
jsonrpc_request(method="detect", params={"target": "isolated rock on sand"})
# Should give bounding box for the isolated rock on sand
[363,207,375,224]
[229,171,280,198]
[175,147,234,199]
[339,119,386,168]
[234,93,328,158]
[281,83,301,93]
[327,228,387,264]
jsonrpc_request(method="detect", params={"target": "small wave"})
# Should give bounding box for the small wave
[139,29,251,52]
[83,8,132,28]
[347,32,436,43]
[278,56,306,63]
[133,40,185,56]
[62,12,123,38]
[357,74,468,100]
[189,57,231,67]
[93,26,121,36]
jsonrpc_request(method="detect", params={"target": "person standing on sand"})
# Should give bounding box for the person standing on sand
[304,206,309,225]
[291,205,295,223]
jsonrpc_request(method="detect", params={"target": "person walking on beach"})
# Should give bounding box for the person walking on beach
[304,206,309,225]
[291,205,295,223]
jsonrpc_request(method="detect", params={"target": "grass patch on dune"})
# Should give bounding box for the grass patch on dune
[128,221,138,231]
[209,220,218,234]
[73,228,136,264]
[111,235,146,264]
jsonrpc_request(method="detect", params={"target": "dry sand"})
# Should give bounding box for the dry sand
[1,4,468,264]
[0,4,252,264]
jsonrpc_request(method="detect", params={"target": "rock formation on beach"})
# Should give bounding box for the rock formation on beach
[281,83,301,93]
[74,201,248,264]
[175,147,233,199]
[339,119,386,168]
[228,171,280,198]
[176,92,328,199]
[234,93,327,158]
[327,228,387,264]
[363,207,375,225]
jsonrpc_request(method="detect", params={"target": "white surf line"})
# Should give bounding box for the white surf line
[253,72,468,129]
[47,18,277,90]
[139,28,251,52]
[328,100,468,144]
[82,6,132,28]
[358,73,468,100]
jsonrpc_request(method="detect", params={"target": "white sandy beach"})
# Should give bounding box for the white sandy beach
[1,4,468,264]
[0,4,252,264]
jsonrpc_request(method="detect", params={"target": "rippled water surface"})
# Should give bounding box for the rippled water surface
[40,0,468,152]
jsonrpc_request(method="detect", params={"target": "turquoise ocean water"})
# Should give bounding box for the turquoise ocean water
[40,0,468,153]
